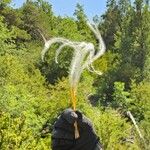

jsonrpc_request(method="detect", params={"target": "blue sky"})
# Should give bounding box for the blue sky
[11,0,107,20]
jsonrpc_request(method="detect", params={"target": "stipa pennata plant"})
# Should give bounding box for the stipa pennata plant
[40,21,105,139]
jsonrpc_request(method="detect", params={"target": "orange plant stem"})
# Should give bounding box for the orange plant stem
[71,87,76,111]
[71,87,80,139]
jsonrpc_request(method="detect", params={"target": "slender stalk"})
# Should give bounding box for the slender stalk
[71,87,76,111]
[71,87,80,139]
[127,111,146,147]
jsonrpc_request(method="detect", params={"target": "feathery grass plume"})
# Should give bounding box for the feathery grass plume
[40,22,106,139]
[40,22,106,93]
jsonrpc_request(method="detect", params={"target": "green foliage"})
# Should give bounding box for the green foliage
[140,114,150,148]
[0,55,51,149]
[130,81,150,148]
[130,81,150,121]
[113,82,133,110]
[0,0,11,8]
[142,6,150,81]
[93,51,121,106]
[55,17,83,40]
[100,0,122,50]
[0,16,15,55]
[74,3,96,43]
[21,0,56,41]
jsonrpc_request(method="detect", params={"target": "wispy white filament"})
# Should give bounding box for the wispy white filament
[40,22,106,91]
